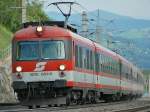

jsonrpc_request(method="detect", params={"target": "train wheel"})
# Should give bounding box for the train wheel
[36,105,40,108]
[66,93,71,106]
[111,95,117,101]
[80,98,85,105]
[116,93,121,101]
[28,105,33,109]
[116,95,121,101]
[103,95,111,103]
[87,92,95,104]
[48,105,52,107]
[87,93,92,103]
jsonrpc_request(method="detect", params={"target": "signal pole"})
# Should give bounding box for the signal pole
[10,0,27,23]
[96,9,100,43]
[81,11,88,37]
[22,0,27,23]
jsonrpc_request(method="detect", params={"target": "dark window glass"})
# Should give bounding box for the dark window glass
[41,41,65,59]
[90,51,93,70]
[95,53,99,72]
[16,40,65,60]
[75,45,78,67]
[86,49,90,69]
[17,41,39,60]
[79,47,83,68]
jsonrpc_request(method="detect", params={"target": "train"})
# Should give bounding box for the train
[12,21,144,107]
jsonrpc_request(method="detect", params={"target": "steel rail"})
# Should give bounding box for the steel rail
[0,100,147,112]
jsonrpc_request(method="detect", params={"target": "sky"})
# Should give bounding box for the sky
[41,0,150,20]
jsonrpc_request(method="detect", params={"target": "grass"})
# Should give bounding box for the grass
[0,25,12,50]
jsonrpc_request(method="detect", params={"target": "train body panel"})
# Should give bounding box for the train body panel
[12,71,74,83]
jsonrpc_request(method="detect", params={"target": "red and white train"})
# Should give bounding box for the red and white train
[12,21,144,106]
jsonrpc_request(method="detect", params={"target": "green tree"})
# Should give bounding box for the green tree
[0,0,49,32]
[0,0,21,32]
[27,0,49,22]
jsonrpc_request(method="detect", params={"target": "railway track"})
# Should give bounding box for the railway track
[114,105,150,112]
[1,99,150,112]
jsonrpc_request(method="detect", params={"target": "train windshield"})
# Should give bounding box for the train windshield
[16,40,65,60]
[41,41,65,59]
[17,41,39,60]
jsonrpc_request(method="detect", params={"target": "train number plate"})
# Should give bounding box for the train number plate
[30,72,52,76]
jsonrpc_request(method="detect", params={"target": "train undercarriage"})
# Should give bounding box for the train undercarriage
[12,80,142,108]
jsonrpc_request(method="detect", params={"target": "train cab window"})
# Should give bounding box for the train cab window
[16,40,66,60]
[41,41,65,59]
[16,41,39,60]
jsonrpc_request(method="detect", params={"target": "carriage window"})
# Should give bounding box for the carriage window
[86,49,90,69]
[79,47,83,68]
[75,45,79,67]
[95,53,99,72]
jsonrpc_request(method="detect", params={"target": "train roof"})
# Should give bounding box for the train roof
[22,21,77,33]
[70,31,143,75]
[70,31,119,60]
[117,54,143,75]
[14,26,72,40]
[94,42,118,60]
[70,31,95,48]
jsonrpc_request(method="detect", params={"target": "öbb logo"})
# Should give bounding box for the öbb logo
[34,62,47,72]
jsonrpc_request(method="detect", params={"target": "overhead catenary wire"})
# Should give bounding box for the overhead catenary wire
[58,0,97,26]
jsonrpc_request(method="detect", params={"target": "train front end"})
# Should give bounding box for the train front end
[12,25,73,104]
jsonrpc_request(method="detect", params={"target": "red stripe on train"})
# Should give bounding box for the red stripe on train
[66,81,133,91]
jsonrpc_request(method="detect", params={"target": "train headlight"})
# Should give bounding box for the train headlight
[36,26,43,32]
[59,65,65,71]
[16,66,22,72]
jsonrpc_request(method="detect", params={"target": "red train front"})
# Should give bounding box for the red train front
[12,22,76,105]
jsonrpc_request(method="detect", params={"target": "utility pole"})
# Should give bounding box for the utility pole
[81,11,88,37]
[107,31,113,49]
[96,9,100,43]
[11,0,27,23]
[22,0,27,23]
